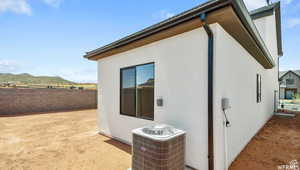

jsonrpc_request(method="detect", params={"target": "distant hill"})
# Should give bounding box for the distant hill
[139,78,154,87]
[0,73,74,85]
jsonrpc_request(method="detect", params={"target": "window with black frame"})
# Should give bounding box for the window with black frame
[286,78,294,85]
[120,63,154,120]
[257,74,262,103]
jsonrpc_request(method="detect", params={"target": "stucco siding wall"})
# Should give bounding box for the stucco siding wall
[97,14,279,169]
[98,27,209,170]
[214,21,278,170]
[253,14,279,61]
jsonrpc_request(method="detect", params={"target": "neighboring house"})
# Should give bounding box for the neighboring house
[83,1,282,170]
[279,70,300,99]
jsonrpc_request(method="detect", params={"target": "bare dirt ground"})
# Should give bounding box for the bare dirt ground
[230,114,300,170]
[0,110,131,170]
[0,110,299,170]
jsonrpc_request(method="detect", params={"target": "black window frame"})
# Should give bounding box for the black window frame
[257,74,262,103]
[120,62,155,120]
[286,78,295,85]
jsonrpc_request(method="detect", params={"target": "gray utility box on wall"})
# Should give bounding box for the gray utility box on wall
[132,124,186,170]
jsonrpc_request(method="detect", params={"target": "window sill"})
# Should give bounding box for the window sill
[120,113,154,121]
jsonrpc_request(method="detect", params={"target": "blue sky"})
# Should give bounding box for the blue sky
[0,0,299,82]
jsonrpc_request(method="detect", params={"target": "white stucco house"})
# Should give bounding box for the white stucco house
[83,0,283,170]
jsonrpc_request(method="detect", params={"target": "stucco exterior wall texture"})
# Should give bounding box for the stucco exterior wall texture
[0,88,97,115]
[97,14,279,170]
[98,27,209,169]
[214,13,279,170]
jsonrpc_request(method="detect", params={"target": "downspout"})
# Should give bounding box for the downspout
[277,54,283,111]
[200,13,214,170]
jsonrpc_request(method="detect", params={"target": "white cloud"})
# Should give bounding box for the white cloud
[160,10,175,19]
[243,0,267,11]
[153,10,175,20]
[28,67,97,83]
[0,59,21,73]
[49,68,97,83]
[0,0,31,15]
[243,0,295,11]
[43,0,63,8]
[284,0,294,4]
[0,0,63,15]
[287,18,300,28]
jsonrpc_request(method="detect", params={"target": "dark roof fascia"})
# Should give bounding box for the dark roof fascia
[250,3,276,19]
[230,0,275,68]
[279,71,290,80]
[84,0,230,59]
[279,71,287,79]
[279,70,300,80]
[84,0,276,68]
[295,70,300,77]
[250,2,283,56]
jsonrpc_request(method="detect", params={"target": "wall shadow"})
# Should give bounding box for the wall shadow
[103,138,132,155]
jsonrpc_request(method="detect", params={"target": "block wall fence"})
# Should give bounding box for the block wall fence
[0,88,97,115]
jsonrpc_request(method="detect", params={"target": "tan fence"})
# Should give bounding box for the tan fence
[0,88,97,115]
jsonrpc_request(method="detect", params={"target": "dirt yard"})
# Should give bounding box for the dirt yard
[0,110,299,170]
[0,110,131,170]
[230,114,300,170]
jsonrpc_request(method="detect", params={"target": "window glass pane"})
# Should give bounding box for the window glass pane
[121,68,136,116]
[256,74,262,103]
[286,79,294,85]
[136,64,154,119]
[259,75,262,102]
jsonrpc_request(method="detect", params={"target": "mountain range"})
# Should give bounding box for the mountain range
[0,73,74,85]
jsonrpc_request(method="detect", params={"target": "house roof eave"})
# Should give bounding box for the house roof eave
[279,70,300,80]
[83,0,229,59]
[84,0,279,69]
[230,0,275,68]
